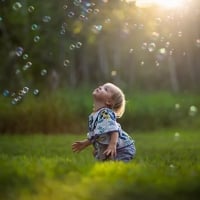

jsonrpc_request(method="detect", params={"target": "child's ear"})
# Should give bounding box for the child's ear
[105,100,113,107]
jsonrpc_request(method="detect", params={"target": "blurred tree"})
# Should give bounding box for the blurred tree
[0,0,200,95]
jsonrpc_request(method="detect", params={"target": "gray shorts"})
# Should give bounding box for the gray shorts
[94,143,136,162]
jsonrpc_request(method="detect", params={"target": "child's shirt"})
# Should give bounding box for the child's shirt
[87,107,134,150]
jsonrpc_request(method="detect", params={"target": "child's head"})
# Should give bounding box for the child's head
[93,82,126,118]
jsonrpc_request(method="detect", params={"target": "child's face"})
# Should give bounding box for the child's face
[93,83,115,105]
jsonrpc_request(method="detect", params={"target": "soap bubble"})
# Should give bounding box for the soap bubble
[34,35,40,42]
[73,0,82,6]
[174,132,180,141]
[23,87,29,94]
[63,5,68,10]
[196,39,200,48]
[151,32,160,41]
[33,89,39,96]
[91,25,102,33]
[15,69,21,74]
[69,44,76,50]
[15,47,24,57]
[22,54,29,60]
[93,9,100,14]
[64,59,70,67]
[87,8,93,13]
[129,48,134,53]
[31,24,38,31]
[111,70,117,76]
[40,69,47,76]
[148,42,156,52]
[189,105,198,116]
[76,42,82,48]
[141,42,147,50]
[12,2,22,11]
[3,89,10,97]
[28,6,35,13]
[23,61,32,70]
[175,103,180,110]
[68,11,75,18]
[42,16,51,23]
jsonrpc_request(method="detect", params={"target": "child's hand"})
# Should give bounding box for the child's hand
[103,144,117,159]
[72,139,91,152]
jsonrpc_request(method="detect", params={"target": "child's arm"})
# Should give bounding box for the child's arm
[103,132,118,158]
[72,139,91,153]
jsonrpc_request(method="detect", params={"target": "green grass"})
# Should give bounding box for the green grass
[0,130,200,200]
[1,89,200,133]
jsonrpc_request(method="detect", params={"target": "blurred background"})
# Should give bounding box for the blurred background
[0,0,199,134]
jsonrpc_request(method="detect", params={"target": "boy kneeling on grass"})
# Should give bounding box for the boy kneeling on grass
[72,82,136,162]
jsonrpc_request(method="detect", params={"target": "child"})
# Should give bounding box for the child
[72,82,136,162]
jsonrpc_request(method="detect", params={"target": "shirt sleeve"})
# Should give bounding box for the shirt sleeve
[94,108,119,136]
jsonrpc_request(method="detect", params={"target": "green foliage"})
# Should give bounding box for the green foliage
[0,130,200,200]
[0,88,200,133]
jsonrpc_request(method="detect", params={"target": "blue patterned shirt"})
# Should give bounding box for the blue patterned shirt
[87,108,134,149]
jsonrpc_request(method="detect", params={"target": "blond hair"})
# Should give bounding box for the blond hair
[107,83,126,118]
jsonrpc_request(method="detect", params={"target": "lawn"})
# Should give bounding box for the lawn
[0,129,200,200]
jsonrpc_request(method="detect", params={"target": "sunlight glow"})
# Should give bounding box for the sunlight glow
[134,0,186,9]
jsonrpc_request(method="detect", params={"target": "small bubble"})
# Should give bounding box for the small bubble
[151,32,160,41]
[23,61,32,70]
[33,89,39,96]
[111,70,117,76]
[18,90,24,96]
[12,2,22,11]
[76,42,82,48]
[155,60,160,67]
[189,105,198,116]
[165,41,170,48]
[87,8,93,13]
[15,69,21,74]
[3,89,9,97]
[141,42,147,50]
[169,164,175,169]
[174,132,180,141]
[155,17,162,25]
[11,98,18,105]
[0,17,3,22]
[63,5,68,10]
[34,35,40,42]
[148,42,156,52]
[15,46,24,57]
[22,54,28,60]
[28,6,35,13]
[23,87,29,94]
[93,8,100,14]
[40,69,47,76]
[69,44,76,50]
[31,24,38,31]
[64,59,70,67]
[68,11,75,18]
[105,18,111,24]
[129,48,134,53]
[177,31,182,37]
[140,61,145,66]
[79,14,87,21]
[42,16,51,23]
[195,39,200,48]
[60,29,66,35]
[175,103,180,110]
[91,25,102,34]
[159,48,167,55]
[73,0,82,6]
